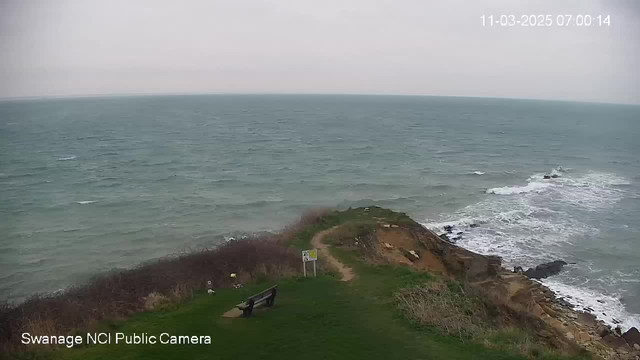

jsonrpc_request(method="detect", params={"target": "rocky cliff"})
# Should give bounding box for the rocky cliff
[334,210,639,360]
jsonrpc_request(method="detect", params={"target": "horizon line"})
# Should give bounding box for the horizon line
[1,92,638,107]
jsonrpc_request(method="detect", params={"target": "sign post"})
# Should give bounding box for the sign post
[302,249,318,277]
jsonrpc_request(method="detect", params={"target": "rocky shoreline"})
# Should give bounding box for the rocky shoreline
[367,215,640,360]
[500,270,640,360]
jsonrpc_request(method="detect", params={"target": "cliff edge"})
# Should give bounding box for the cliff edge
[320,207,639,360]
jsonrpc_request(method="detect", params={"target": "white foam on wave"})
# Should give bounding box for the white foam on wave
[424,167,635,329]
[487,182,551,195]
[77,201,97,205]
[424,203,590,267]
[553,172,628,211]
[487,169,628,211]
[540,278,640,330]
[473,171,485,175]
[224,234,249,242]
[57,156,77,161]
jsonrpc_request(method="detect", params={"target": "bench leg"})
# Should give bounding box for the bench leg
[243,299,255,317]
[265,288,277,307]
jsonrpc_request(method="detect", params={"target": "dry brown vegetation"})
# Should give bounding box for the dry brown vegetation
[395,279,551,338]
[394,279,588,359]
[0,237,300,353]
[396,280,496,340]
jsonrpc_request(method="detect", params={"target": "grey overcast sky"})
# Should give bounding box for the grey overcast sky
[1,0,639,104]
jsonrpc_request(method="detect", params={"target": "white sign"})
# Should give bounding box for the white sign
[302,249,317,262]
[302,249,318,277]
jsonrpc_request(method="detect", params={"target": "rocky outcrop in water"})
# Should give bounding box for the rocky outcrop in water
[523,260,568,279]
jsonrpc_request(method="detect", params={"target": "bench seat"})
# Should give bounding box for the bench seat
[236,285,278,316]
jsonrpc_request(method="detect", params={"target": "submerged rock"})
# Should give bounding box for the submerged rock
[439,233,450,242]
[544,175,551,179]
[444,225,453,233]
[524,260,568,279]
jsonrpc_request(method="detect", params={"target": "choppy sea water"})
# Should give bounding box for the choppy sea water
[1,95,638,329]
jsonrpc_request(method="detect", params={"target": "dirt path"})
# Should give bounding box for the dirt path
[311,226,355,281]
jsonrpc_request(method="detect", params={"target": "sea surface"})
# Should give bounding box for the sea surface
[1,95,639,329]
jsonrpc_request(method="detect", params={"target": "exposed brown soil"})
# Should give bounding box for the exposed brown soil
[221,308,243,318]
[376,227,448,274]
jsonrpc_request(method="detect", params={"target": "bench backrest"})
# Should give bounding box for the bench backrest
[247,285,277,302]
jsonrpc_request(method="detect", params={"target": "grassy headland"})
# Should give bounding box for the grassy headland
[3,207,592,360]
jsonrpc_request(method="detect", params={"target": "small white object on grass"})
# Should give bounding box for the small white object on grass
[230,273,237,278]
[207,289,215,295]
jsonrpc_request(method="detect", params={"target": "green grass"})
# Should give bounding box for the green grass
[285,206,415,250]
[35,207,583,360]
[50,273,526,360]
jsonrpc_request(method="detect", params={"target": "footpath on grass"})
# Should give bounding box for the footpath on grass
[311,226,355,282]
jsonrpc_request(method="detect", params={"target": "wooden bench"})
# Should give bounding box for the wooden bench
[236,285,278,317]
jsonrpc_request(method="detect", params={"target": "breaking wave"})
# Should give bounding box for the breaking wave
[487,182,550,195]
[424,167,637,329]
[540,278,640,331]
